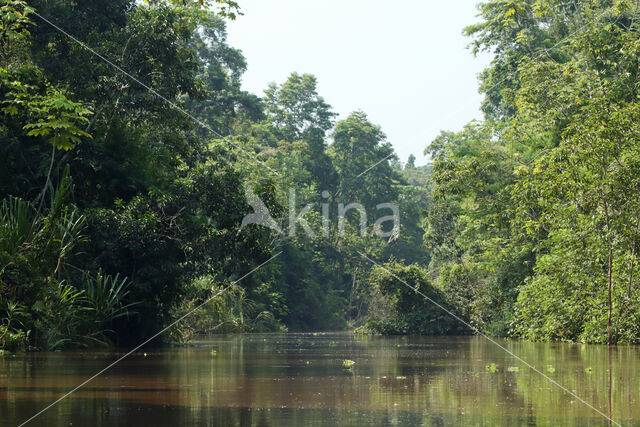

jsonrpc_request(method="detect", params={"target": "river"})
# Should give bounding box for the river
[1,333,638,426]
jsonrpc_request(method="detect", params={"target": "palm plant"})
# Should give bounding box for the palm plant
[172,276,280,338]
[84,270,138,330]
[0,301,29,350]
[0,196,36,256]
[202,283,278,333]
[0,169,137,350]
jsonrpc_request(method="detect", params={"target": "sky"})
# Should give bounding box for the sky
[226,0,493,166]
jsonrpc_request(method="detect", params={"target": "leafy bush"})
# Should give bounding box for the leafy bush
[0,186,136,350]
[170,276,283,342]
[365,263,467,335]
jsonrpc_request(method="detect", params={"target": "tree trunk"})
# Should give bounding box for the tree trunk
[608,242,613,345]
[628,217,640,299]
[603,196,613,345]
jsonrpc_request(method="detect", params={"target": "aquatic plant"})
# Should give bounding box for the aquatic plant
[353,326,368,335]
[342,359,356,368]
[485,363,499,373]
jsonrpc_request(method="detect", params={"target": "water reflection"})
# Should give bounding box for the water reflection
[1,333,638,426]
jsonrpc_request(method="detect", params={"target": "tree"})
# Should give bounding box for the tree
[510,19,640,343]
[405,154,416,169]
[264,72,335,141]
[426,0,640,343]
[1,0,279,348]
[330,111,400,214]
[262,72,338,193]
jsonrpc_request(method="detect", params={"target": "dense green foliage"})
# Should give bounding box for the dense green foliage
[0,0,430,349]
[2,0,640,349]
[427,0,640,344]
[366,263,465,335]
[1,0,276,348]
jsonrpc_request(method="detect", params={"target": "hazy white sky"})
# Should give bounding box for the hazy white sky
[226,1,492,166]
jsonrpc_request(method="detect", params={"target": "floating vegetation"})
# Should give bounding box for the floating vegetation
[485,363,499,373]
[342,359,356,369]
[584,367,593,373]
[546,365,555,374]
[210,350,217,357]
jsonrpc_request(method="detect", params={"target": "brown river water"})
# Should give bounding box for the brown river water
[1,333,639,426]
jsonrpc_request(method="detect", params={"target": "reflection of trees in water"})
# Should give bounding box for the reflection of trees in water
[3,335,640,425]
